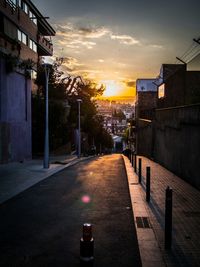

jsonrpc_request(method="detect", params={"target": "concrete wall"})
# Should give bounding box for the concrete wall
[0,58,32,162]
[137,104,200,189]
[137,119,153,158]
[137,91,157,120]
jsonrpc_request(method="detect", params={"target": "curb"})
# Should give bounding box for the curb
[122,155,166,267]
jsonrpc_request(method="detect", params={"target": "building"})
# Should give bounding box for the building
[157,64,200,108]
[136,64,200,189]
[0,0,55,163]
[136,79,157,120]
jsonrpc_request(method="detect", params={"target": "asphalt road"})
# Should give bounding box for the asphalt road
[0,154,142,267]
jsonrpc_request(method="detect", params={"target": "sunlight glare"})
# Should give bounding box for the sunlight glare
[102,80,124,97]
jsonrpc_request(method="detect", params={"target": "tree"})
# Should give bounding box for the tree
[32,63,113,155]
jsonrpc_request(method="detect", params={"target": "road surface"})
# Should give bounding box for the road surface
[0,154,142,267]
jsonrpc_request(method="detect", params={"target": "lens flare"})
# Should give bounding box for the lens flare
[81,195,91,203]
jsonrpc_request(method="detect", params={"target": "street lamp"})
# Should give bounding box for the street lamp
[43,63,52,169]
[77,99,82,158]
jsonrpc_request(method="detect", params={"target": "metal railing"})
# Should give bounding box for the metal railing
[5,0,17,10]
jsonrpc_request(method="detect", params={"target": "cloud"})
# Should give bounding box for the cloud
[54,23,102,50]
[77,27,110,38]
[125,80,136,87]
[150,44,163,49]
[53,22,140,52]
[52,22,142,82]
[111,34,140,45]
[60,56,84,72]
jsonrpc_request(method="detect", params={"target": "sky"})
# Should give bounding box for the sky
[32,0,200,97]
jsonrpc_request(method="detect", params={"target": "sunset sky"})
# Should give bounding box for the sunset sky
[32,0,200,97]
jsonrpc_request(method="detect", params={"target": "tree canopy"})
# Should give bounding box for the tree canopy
[32,63,113,155]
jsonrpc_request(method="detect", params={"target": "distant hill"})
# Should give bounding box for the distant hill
[97,95,136,104]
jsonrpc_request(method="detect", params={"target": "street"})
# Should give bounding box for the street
[0,154,142,267]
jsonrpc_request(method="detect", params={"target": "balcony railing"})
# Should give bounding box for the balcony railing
[37,34,53,56]
[1,0,19,18]
[5,0,17,9]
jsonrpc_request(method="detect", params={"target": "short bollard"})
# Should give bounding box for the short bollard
[146,166,150,202]
[131,151,134,167]
[165,187,173,249]
[138,158,142,183]
[129,150,131,162]
[134,154,137,173]
[80,223,94,266]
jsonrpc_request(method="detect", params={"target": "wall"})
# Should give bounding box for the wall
[137,91,157,120]
[157,65,187,108]
[137,104,200,189]
[154,104,200,189]
[0,58,32,162]
[137,119,153,158]
[186,72,200,104]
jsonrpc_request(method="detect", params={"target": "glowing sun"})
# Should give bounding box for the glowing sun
[102,80,124,97]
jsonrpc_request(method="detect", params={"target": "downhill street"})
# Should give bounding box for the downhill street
[0,154,142,267]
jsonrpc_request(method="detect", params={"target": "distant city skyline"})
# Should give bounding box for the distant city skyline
[32,0,200,97]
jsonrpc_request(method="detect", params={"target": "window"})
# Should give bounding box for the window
[17,0,21,7]
[17,29,27,45]
[22,2,28,14]
[29,39,37,52]
[17,29,22,41]
[158,84,165,99]
[22,32,27,45]
[29,10,37,25]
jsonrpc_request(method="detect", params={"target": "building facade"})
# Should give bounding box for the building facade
[0,0,55,163]
[157,64,200,108]
[136,64,200,189]
[136,78,157,120]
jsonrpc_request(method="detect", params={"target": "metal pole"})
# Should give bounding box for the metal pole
[139,158,142,183]
[165,186,173,249]
[44,65,50,169]
[146,166,150,202]
[134,153,137,173]
[131,151,134,167]
[77,99,82,158]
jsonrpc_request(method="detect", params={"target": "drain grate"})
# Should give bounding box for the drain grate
[136,217,151,228]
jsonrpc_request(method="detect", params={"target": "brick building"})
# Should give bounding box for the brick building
[0,0,55,163]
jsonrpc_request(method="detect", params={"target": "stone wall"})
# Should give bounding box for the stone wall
[137,104,200,189]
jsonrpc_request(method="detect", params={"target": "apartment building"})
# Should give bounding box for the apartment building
[0,0,55,163]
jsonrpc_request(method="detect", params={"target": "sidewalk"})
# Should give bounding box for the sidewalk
[123,155,200,267]
[0,154,91,205]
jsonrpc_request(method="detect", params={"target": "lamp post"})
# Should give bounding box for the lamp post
[77,99,82,158]
[43,63,51,169]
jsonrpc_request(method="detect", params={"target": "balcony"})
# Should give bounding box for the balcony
[0,0,19,23]
[37,34,53,56]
